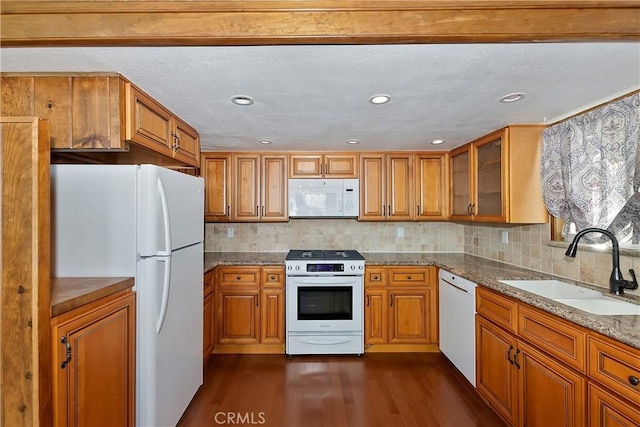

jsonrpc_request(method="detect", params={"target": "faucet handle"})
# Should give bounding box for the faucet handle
[629,268,637,286]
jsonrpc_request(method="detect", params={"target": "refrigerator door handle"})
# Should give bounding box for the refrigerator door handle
[156,257,172,334]
[157,176,172,256]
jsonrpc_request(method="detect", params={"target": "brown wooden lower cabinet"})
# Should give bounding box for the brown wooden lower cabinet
[203,269,215,363]
[203,292,215,361]
[588,382,640,427]
[388,288,432,344]
[517,340,586,427]
[217,290,261,344]
[476,287,586,427]
[51,289,135,427]
[365,288,388,344]
[476,315,518,425]
[364,266,438,352]
[213,265,285,353]
[476,286,640,427]
[260,289,285,344]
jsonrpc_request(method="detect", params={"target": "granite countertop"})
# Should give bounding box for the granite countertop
[204,251,640,349]
[51,277,135,317]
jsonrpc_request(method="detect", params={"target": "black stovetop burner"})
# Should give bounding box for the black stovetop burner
[286,250,365,261]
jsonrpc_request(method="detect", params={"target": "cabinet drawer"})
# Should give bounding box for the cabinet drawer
[588,335,640,405]
[388,266,435,287]
[216,267,261,288]
[476,287,517,334]
[365,267,387,287]
[262,267,285,288]
[518,304,586,373]
[204,269,215,297]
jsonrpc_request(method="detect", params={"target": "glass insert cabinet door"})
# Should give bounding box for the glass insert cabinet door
[475,136,503,217]
[451,148,471,216]
[450,130,506,221]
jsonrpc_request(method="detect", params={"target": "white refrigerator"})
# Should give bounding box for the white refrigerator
[51,164,204,427]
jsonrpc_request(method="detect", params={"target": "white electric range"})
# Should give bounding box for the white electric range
[285,250,365,355]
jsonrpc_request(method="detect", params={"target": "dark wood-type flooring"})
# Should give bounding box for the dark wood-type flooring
[177,353,505,427]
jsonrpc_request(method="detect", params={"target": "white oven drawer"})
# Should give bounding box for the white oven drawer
[286,334,364,355]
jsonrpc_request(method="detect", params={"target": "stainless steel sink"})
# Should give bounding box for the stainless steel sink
[500,279,640,315]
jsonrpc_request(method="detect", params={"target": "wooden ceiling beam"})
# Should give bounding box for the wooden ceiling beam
[1,1,639,46]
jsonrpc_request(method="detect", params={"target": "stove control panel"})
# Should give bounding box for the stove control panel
[286,261,364,275]
[307,263,344,273]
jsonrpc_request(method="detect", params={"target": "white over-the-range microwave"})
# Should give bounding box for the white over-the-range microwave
[288,178,359,218]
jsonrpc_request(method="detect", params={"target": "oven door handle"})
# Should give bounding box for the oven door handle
[288,278,360,286]
[299,337,353,346]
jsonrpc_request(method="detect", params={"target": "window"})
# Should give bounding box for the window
[541,91,639,249]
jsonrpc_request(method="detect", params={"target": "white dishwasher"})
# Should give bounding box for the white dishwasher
[438,269,477,387]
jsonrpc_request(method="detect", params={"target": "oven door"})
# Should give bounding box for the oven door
[286,276,363,333]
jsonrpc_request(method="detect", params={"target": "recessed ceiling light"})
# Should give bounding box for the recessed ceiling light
[231,95,254,106]
[499,92,526,103]
[431,139,445,145]
[369,94,391,105]
[258,139,272,144]
[346,139,360,145]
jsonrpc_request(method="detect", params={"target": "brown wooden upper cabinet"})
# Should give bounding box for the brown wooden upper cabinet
[201,153,232,222]
[289,153,358,178]
[415,153,449,221]
[231,153,288,222]
[450,125,548,224]
[360,153,413,221]
[0,72,200,167]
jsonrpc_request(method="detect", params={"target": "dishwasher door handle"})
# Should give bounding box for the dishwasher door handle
[441,278,469,293]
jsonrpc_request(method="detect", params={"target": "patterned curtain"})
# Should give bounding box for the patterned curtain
[541,92,640,245]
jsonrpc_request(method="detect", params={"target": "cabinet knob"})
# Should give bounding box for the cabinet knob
[236,276,241,280]
[270,275,275,281]
[629,375,639,386]
[407,275,411,280]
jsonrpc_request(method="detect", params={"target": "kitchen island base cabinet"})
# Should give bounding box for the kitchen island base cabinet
[51,289,135,427]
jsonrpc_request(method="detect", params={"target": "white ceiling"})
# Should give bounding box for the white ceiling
[2,43,639,152]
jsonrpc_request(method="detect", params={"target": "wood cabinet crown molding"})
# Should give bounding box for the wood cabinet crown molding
[1,1,638,46]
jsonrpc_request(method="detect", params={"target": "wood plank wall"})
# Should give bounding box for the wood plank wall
[1,117,51,427]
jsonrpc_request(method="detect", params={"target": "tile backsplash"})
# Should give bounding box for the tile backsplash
[464,223,640,297]
[205,220,639,297]
[205,220,464,253]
